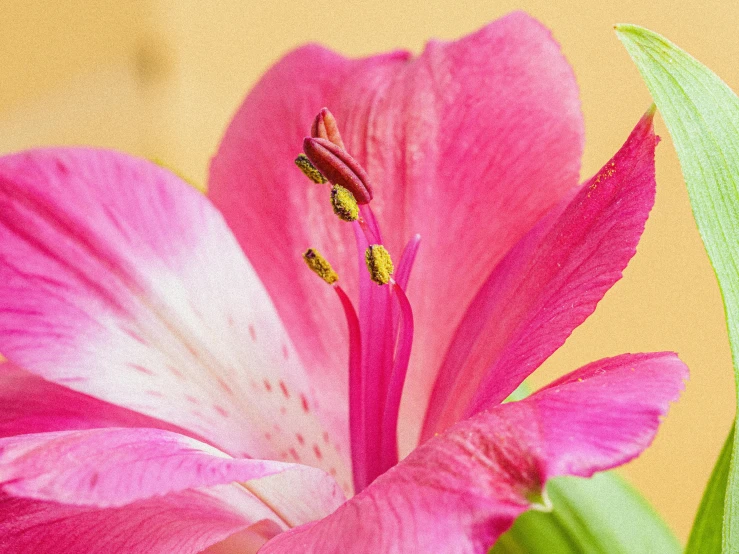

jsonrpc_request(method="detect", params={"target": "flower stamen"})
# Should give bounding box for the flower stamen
[298,110,418,493]
[330,185,359,222]
[365,245,394,285]
[333,285,365,493]
[302,248,339,284]
[379,280,414,473]
[294,154,327,184]
[301,244,366,492]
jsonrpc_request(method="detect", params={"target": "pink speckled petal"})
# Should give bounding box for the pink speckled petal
[260,352,686,553]
[423,109,659,437]
[0,148,350,487]
[208,12,584,450]
[0,428,343,512]
[0,487,269,554]
[0,362,188,438]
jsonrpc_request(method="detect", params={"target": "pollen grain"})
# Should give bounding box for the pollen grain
[295,154,327,184]
[365,245,394,285]
[303,248,339,285]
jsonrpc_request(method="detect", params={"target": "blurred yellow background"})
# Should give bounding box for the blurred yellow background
[2,0,737,543]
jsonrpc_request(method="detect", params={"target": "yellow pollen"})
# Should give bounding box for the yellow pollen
[365,245,394,285]
[303,248,338,285]
[295,154,327,184]
[589,160,616,193]
[330,184,359,222]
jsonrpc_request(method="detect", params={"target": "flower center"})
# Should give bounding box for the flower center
[297,108,419,493]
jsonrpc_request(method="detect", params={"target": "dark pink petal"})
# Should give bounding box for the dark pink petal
[0,362,188,438]
[423,109,658,438]
[260,352,686,553]
[530,352,688,476]
[208,12,584,448]
[0,428,343,513]
[0,487,265,554]
[0,148,350,487]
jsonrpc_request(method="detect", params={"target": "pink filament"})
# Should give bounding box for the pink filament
[394,234,421,289]
[357,217,379,244]
[352,210,393,489]
[350,205,420,490]
[390,235,421,346]
[379,281,414,473]
[333,285,365,493]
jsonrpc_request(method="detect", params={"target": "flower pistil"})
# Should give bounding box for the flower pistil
[298,109,418,492]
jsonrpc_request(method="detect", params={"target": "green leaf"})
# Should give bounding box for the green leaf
[491,472,680,553]
[616,24,739,551]
[686,423,734,553]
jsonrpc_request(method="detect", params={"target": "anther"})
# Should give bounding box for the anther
[331,184,359,222]
[311,108,345,149]
[365,245,394,285]
[303,137,373,204]
[303,248,339,285]
[294,154,327,184]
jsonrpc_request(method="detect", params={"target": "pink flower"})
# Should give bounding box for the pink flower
[0,12,685,554]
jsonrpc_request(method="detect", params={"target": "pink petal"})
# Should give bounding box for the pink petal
[208,12,584,448]
[260,352,686,553]
[0,428,343,512]
[0,487,266,554]
[0,362,187,438]
[423,109,658,438]
[0,148,350,487]
[531,352,688,476]
[203,520,283,554]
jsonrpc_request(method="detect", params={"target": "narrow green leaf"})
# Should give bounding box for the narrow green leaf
[686,424,735,553]
[616,24,739,551]
[492,472,680,553]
